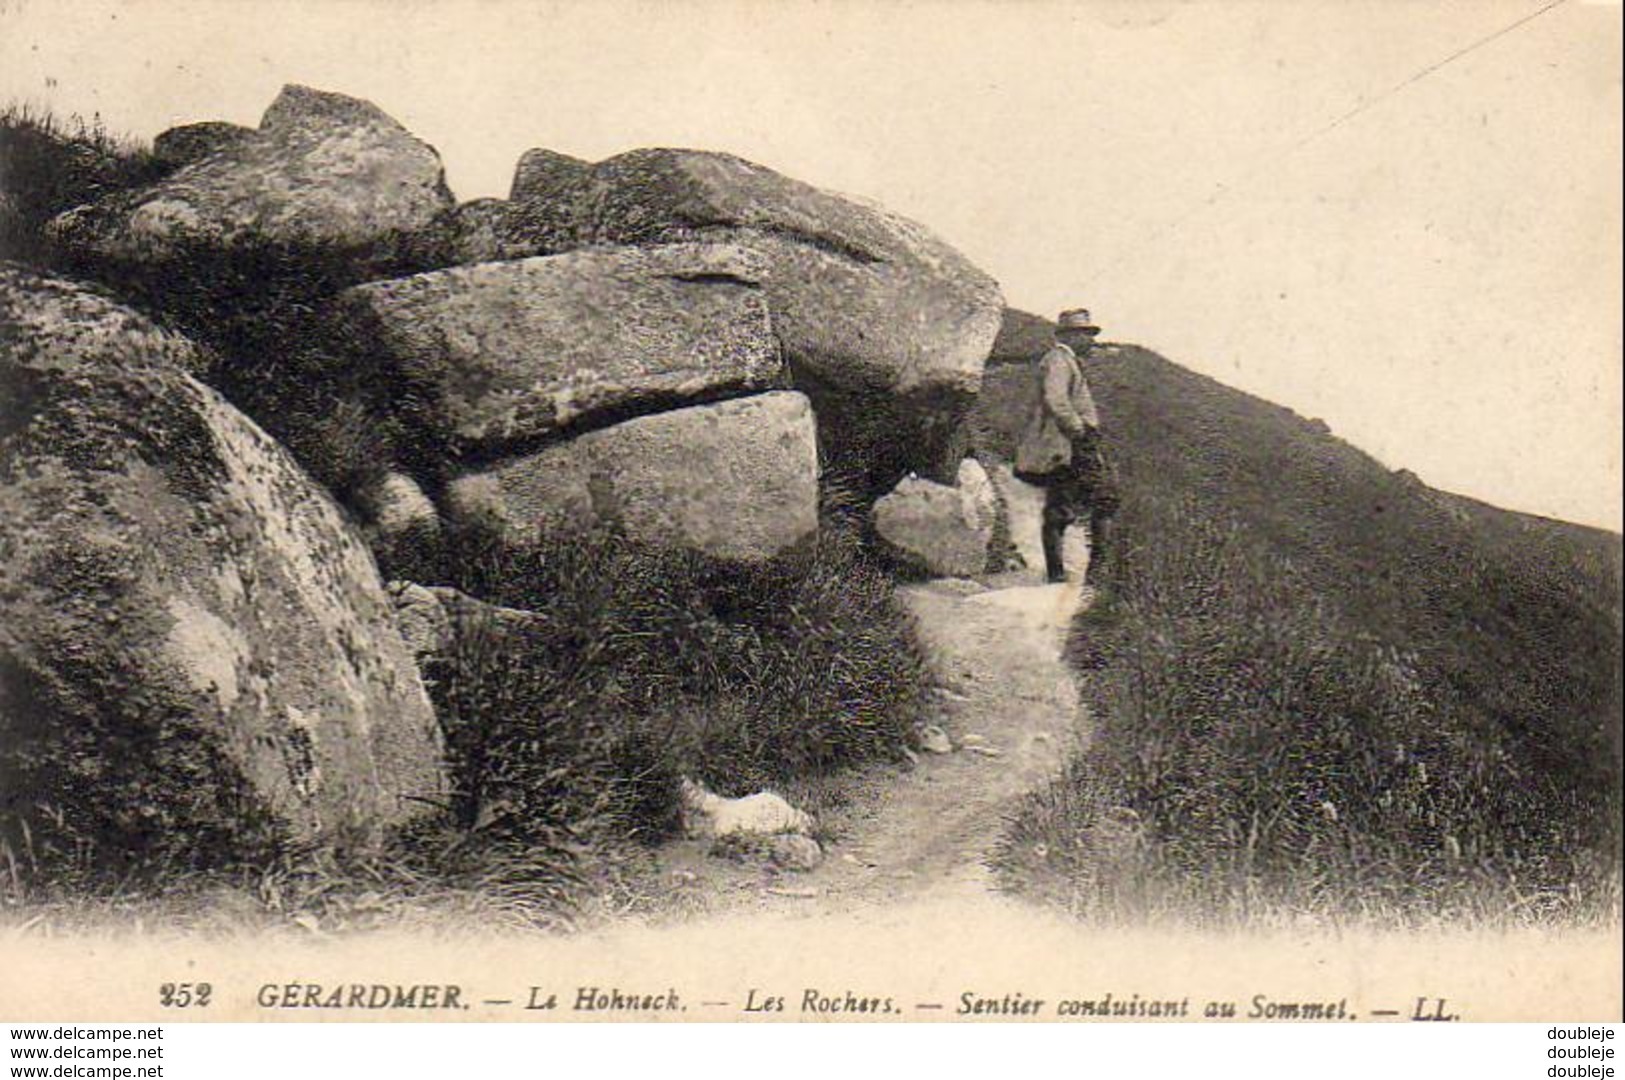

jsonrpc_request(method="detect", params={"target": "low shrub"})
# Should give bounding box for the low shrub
[422,520,926,816]
[354,521,929,919]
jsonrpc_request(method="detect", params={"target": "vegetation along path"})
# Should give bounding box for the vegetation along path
[653,498,1094,921]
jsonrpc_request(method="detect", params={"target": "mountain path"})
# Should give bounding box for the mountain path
[648,477,1093,922]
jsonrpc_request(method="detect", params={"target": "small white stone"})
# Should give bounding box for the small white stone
[918,725,954,754]
[680,777,813,838]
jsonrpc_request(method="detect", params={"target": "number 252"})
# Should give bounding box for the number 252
[159,983,212,1008]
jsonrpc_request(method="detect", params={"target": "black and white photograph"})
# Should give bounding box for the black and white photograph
[0,0,1619,1051]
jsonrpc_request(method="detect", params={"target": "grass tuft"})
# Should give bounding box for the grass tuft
[1,104,165,264]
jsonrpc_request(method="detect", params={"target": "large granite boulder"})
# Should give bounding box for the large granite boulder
[150,120,255,172]
[337,242,784,457]
[499,147,1004,492]
[872,458,998,578]
[445,392,818,562]
[0,268,444,870]
[446,197,528,265]
[504,148,593,253]
[47,85,453,281]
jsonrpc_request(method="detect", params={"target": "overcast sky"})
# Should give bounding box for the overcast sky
[3,0,1619,529]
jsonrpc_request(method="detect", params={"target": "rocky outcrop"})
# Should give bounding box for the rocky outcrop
[47,85,453,280]
[970,308,1051,463]
[445,392,818,562]
[988,306,1056,365]
[0,268,444,866]
[446,198,525,265]
[35,88,457,506]
[873,458,998,578]
[505,147,592,253]
[151,121,255,172]
[337,242,784,456]
[497,147,1004,492]
[388,581,544,664]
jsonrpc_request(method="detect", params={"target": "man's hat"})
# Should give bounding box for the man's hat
[1057,308,1101,335]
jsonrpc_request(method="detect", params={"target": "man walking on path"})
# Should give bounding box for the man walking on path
[1014,308,1120,585]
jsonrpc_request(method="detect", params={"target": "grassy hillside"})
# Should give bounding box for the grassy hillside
[985,324,1622,926]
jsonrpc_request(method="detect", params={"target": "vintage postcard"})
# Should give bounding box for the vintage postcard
[0,0,1619,1027]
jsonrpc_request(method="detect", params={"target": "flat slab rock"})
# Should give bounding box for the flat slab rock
[496,146,1005,485]
[0,268,444,860]
[337,242,784,455]
[445,391,819,563]
[504,147,1002,396]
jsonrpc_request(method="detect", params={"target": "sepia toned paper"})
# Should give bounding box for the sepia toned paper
[0,0,1619,1027]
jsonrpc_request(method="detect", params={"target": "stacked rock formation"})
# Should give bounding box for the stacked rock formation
[442,144,1006,495]
[9,83,1014,872]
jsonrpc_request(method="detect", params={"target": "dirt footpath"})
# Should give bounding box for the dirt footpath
[651,491,1094,921]
[833,576,1092,906]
